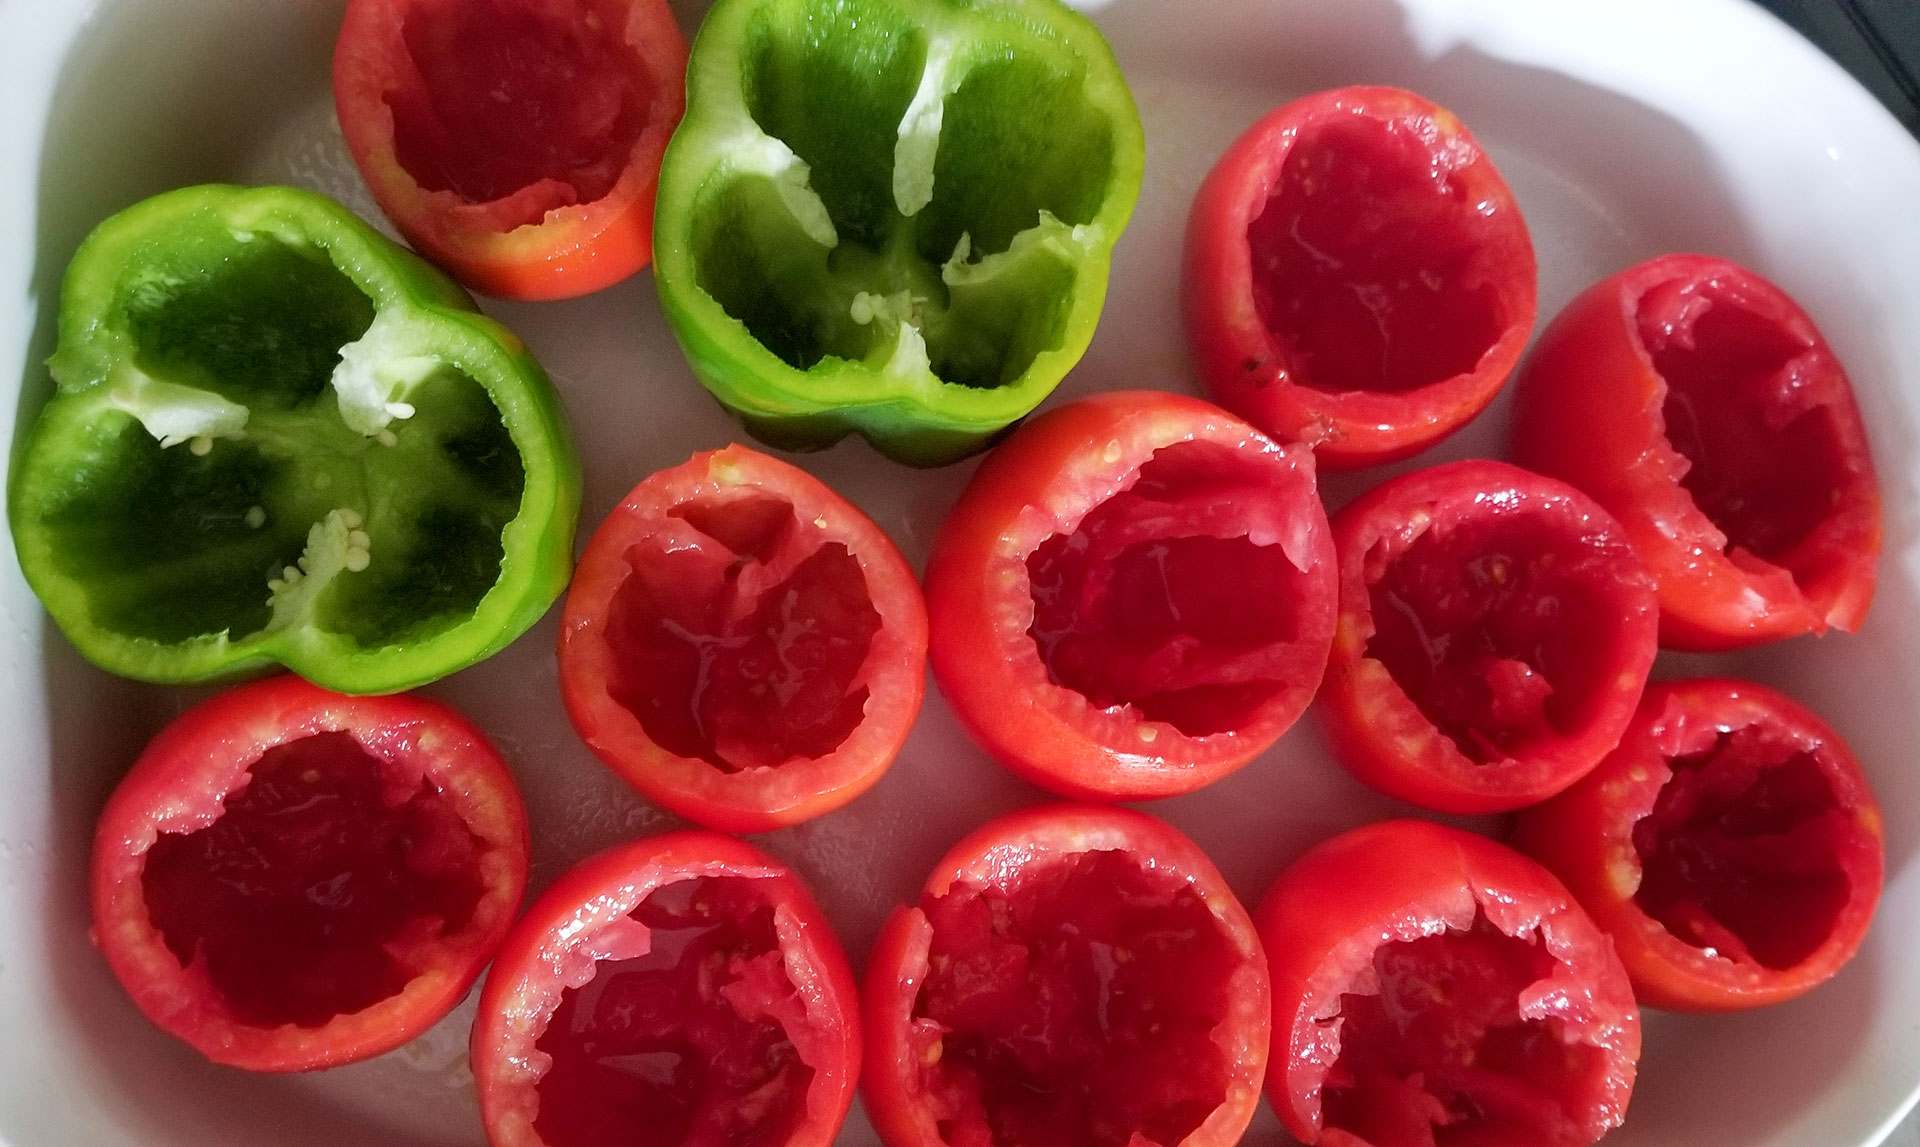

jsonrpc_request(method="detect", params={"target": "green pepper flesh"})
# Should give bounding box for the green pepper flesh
[655,0,1144,466]
[10,185,580,692]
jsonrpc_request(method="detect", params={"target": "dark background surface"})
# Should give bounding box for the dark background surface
[1753,0,1920,136]
[1748,4,1918,1145]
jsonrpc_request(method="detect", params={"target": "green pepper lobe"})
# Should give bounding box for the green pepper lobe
[9,185,581,692]
[653,0,1144,467]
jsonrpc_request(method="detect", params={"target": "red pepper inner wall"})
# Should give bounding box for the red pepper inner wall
[141,732,486,1028]
[389,0,656,226]
[1633,729,1854,970]
[534,877,814,1147]
[914,849,1238,1147]
[606,492,881,772]
[1246,116,1503,396]
[1027,441,1314,736]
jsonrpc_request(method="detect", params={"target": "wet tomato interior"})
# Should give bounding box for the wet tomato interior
[1640,280,1851,575]
[1324,914,1603,1147]
[388,0,656,226]
[533,876,814,1147]
[141,731,486,1028]
[605,491,881,772]
[912,849,1241,1147]
[1364,512,1624,763]
[1026,440,1319,737]
[1246,115,1504,396]
[1633,727,1857,971]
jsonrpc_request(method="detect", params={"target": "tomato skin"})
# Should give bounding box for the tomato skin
[89,675,529,1072]
[924,390,1336,800]
[558,444,927,833]
[1511,254,1881,649]
[472,831,860,1147]
[1512,678,1884,1012]
[1184,86,1536,469]
[1259,820,1640,1146]
[333,0,688,300]
[1319,459,1659,814]
[863,804,1270,1147]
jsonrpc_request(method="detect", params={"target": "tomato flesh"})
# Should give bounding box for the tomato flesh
[1512,678,1883,1011]
[1325,915,1601,1147]
[604,492,881,773]
[140,731,487,1029]
[915,849,1238,1147]
[1026,441,1317,737]
[533,876,814,1147]
[1247,116,1503,396]
[1632,729,1853,971]
[1642,282,1851,570]
[1511,254,1880,649]
[388,0,655,226]
[1365,514,1623,764]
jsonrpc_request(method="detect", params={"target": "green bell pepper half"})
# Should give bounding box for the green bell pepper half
[652,0,1145,467]
[9,184,581,693]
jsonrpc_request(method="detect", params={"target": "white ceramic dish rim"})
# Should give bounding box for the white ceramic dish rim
[1,0,1918,1145]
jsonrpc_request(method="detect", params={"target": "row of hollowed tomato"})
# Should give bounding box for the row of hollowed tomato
[87,670,1878,1147]
[94,670,1616,1147]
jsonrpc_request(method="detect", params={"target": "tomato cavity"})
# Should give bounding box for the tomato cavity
[1246,116,1503,395]
[1364,514,1621,763]
[533,877,814,1147]
[1640,283,1850,572]
[915,849,1238,1147]
[1324,914,1602,1147]
[605,492,881,772]
[1028,441,1316,736]
[389,0,654,226]
[140,732,486,1028]
[1632,728,1855,970]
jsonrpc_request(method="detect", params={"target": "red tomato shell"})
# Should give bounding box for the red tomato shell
[863,804,1270,1147]
[1259,819,1640,1147]
[1513,678,1884,1011]
[924,390,1337,801]
[558,445,927,833]
[472,831,860,1147]
[1512,253,1881,649]
[1320,459,1659,814]
[333,0,688,300]
[90,675,529,1072]
[1184,85,1537,469]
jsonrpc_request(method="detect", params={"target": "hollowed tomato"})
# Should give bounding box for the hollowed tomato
[89,674,529,1071]
[1512,253,1881,649]
[863,804,1269,1147]
[558,444,927,833]
[924,390,1336,801]
[1184,85,1537,469]
[472,832,860,1147]
[333,0,688,299]
[1319,459,1659,814]
[1513,678,1884,1011]
[1260,819,1639,1147]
